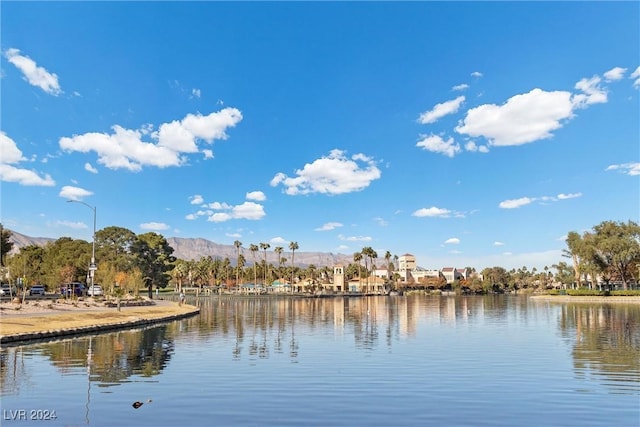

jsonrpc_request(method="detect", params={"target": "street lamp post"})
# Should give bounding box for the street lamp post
[67,200,97,290]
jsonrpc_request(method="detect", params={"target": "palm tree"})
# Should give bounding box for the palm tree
[353,252,363,292]
[274,246,283,278]
[234,240,242,286]
[384,250,392,284]
[221,257,231,288]
[361,246,377,293]
[289,241,299,291]
[249,244,259,284]
[260,242,270,285]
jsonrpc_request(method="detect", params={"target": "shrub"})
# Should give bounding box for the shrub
[566,289,605,296]
[610,290,640,296]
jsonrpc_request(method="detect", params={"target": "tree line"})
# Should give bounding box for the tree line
[1,219,637,296]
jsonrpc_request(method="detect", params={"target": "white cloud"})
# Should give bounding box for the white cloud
[207,201,231,210]
[270,237,287,244]
[373,217,388,226]
[416,134,461,157]
[603,67,626,82]
[4,48,62,95]
[59,107,242,171]
[60,185,93,201]
[412,207,452,218]
[140,222,170,231]
[0,132,55,186]
[455,72,615,148]
[572,76,607,107]
[226,232,242,238]
[493,241,505,246]
[192,88,201,98]
[471,71,483,77]
[464,141,489,153]
[271,149,381,195]
[190,194,204,205]
[208,212,232,222]
[246,191,266,201]
[456,88,575,146]
[206,201,265,222]
[444,237,460,244]
[57,220,88,230]
[630,66,640,88]
[315,222,343,231]
[557,192,582,200]
[232,201,266,220]
[0,132,25,163]
[418,96,465,124]
[499,197,534,209]
[606,162,640,176]
[84,163,98,174]
[185,213,197,220]
[452,84,469,91]
[338,234,372,242]
[500,192,582,209]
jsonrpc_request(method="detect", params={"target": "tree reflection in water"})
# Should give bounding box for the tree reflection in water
[1,296,638,396]
[558,303,640,393]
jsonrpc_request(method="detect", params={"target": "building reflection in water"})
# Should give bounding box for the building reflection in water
[1,296,638,395]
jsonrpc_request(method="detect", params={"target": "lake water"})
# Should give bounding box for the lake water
[1,295,639,427]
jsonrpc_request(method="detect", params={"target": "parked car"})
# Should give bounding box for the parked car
[60,282,86,297]
[87,284,103,296]
[0,284,16,296]
[29,285,46,296]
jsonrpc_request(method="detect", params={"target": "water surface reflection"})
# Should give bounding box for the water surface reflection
[1,296,638,427]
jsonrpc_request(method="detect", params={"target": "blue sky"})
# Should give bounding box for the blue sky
[1,2,638,271]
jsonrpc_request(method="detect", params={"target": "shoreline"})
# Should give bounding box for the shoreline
[530,295,640,303]
[0,299,199,345]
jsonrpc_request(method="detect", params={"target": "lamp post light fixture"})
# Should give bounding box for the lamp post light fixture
[67,200,97,290]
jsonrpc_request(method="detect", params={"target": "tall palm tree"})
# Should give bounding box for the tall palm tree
[249,244,259,284]
[260,242,270,285]
[274,246,283,278]
[353,252,363,292]
[289,241,299,291]
[221,257,231,287]
[361,246,377,293]
[234,240,242,286]
[384,250,392,283]
[237,254,245,285]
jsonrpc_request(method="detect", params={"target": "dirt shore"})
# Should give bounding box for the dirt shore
[0,297,199,344]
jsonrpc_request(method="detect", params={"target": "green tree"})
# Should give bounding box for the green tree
[95,226,137,271]
[7,245,46,289]
[565,231,589,287]
[274,246,283,278]
[237,253,246,284]
[40,237,92,286]
[132,232,176,298]
[289,241,299,289]
[234,240,243,285]
[0,224,14,267]
[260,242,270,285]
[249,244,259,284]
[591,220,640,289]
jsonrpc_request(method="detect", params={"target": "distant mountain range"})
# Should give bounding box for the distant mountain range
[6,230,353,268]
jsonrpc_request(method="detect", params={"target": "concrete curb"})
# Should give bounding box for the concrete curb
[0,306,199,345]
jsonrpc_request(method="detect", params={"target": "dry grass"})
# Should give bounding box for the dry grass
[0,299,198,337]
